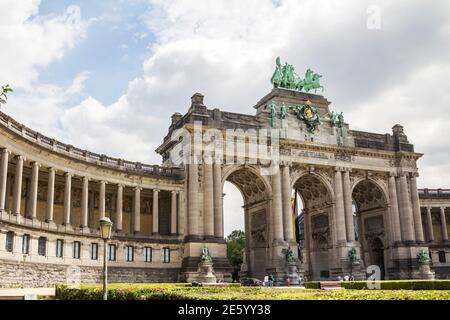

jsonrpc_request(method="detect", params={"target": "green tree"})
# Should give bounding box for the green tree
[0,84,13,107]
[226,230,245,272]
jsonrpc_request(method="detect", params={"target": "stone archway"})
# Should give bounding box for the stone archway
[352,179,388,278]
[222,166,272,280]
[292,173,333,280]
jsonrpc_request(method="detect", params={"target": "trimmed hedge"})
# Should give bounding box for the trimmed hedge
[342,280,450,290]
[304,282,321,289]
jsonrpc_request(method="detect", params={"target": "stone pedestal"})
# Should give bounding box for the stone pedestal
[418,263,435,280]
[350,264,366,280]
[285,262,300,285]
[196,261,217,284]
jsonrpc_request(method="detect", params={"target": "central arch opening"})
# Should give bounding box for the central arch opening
[222,167,270,280]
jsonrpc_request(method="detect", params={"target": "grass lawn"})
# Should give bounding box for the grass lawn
[55,283,450,300]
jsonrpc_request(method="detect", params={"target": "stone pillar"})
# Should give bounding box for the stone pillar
[342,169,355,242]
[171,191,177,235]
[178,191,185,236]
[213,163,223,238]
[440,207,448,242]
[133,187,141,233]
[426,207,434,242]
[63,173,72,225]
[152,189,159,234]
[116,184,123,231]
[399,173,415,242]
[5,174,11,213]
[80,177,89,228]
[0,149,10,211]
[333,168,347,243]
[272,168,284,242]
[203,164,214,238]
[409,173,424,242]
[46,168,55,222]
[281,165,293,242]
[388,173,402,243]
[28,162,40,220]
[99,181,106,219]
[188,163,199,236]
[12,155,24,216]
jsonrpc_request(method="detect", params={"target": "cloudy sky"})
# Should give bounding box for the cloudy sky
[1,0,449,236]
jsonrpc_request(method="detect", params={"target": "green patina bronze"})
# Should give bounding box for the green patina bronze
[271,57,324,93]
[269,100,321,133]
[417,248,431,264]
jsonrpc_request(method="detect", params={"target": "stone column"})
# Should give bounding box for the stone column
[171,191,177,235]
[213,163,223,238]
[133,187,141,233]
[203,164,214,238]
[99,181,106,219]
[5,174,11,213]
[178,191,185,235]
[342,169,355,242]
[409,173,424,242]
[152,189,159,235]
[272,167,284,242]
[333,168,347,243]
[80,177,89,228]
[440,207,448,242]
[0,149,10,211]
[116,184,123,231]
[28,162,40,220]
[388,173,402,243]
[63,173,72,225]
[426,207,434,242]
[12,155,24,216]
[188,162,199,236]
[281,165,293,242]
[399,173,415,242]
[46,168,55,222]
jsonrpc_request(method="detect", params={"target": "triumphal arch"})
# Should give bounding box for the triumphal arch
[0,58,448,286]
[156,58,436,282]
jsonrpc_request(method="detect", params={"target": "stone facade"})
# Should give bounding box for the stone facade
[0,87,449,287]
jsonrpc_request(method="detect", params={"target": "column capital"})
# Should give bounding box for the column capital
[47,167,57,173]
[388,171,398,178]
[440,207,447,212]
[426,206,432,212]
[153,188,160,193]
[134,186,142,191]
[31,161,41,168]
[99,180,106,185]
[117,183,125,188]
[82,176,90,182]
[334,166,344,172]
[15,154,25,161]
[1,148,11,155]
[64,172,73,178]
[171,190,178,195]
[410,172,419,179]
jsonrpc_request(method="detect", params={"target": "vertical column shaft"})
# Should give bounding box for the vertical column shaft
[46,168,55,222]
[342,170,355,241]
[213,163,223,238]
[426,207,434,242]
[178,191,185,235]
[12,155,24,216]
[133,187,141,233]
[63,173,72,225]
[333,169,347,243]
[80,177,89,228]
[440,207,448,242]
[0,149,9,211]
[399,173,415,242]
[281,165,293,241]
[171,191,177,235]
[152,189,159,234]
[188,162,199,236]
[203,164,214,237]
[99,181,106,219]
[116,185,123,231]
[28,162,40,220]
[272,167,284,242]
[388,174,402,243]
[409,174,424,242]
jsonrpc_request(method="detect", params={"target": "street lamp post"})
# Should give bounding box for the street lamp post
[99,217,113,300]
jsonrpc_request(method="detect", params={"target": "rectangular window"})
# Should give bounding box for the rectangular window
[73,241,81,259]
[56,239,64,258]
[108,244,116,261]
[91,243,98,260]
[5,231,14,253]
[163,248,170,263]
[38,237,47,256]
[22,234,30,255]
[126,246,134,262]
[439,251,447,263]
[144,247,152,263]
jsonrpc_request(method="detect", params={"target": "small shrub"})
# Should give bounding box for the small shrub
[304,281,320,289]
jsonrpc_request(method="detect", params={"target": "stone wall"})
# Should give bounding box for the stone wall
[0,259,180,288]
